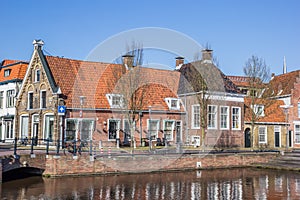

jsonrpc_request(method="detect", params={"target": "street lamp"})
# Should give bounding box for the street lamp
[148,106,152,150]
[280,104,293,152]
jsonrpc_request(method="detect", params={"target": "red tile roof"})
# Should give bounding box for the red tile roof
[268,70,300,96]
[244,97,286,123]
[45,56,182,111]
[0,60,28,82]
[227,75,251,87]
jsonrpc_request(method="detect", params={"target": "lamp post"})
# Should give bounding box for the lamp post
[148,106,152,151]
[280,105,293,152]
[79,96,86,144]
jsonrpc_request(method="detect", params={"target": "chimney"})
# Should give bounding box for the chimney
[202,49,213,63]
[33,39,44,50]
[175,56,184,70]
[122,54,134,69]
[271,73,275,80]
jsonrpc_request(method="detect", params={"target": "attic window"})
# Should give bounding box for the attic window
[4,69,11,77]
[252,104,265,117]
[165,98,180,110]
[106,94,124,108]
[35,69,40,82]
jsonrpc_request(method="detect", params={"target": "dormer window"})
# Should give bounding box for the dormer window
[35,69,40,82]
[252,104,265,117]
[106,94,124,108]
[4,69,11,77]
[165,98,180,110]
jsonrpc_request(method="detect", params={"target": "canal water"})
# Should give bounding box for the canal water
[1,168,300,199]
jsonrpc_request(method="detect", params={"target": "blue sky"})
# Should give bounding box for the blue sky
[1,0,299,76]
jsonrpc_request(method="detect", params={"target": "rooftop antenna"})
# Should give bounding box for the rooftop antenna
[283,56,287,74]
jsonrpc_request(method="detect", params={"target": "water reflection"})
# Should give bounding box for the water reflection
[2,168,300,199]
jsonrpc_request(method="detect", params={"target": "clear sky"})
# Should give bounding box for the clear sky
[1,0,299,76]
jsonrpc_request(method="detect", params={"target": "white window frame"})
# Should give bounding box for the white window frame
[28,91,34,109]
[295,124,300,144]
[32,114,39,139]
[35,69,41,82]
[207,105,217,129]
[80,119,95,141]
[0,91,4,109]
[65,118,78,141]
[258,126,267,144]
[123,119,132,141]
[298,102,300,118]
[191,104,200,129]
[163,120,175,141]
[43,113,54,141]
[6,89,15,108]
[220,106,229,130]
[274,125,281,147]
[232,107,241,130]
[165,98,180,110]
[4,69,11,77]
[147,119,159,140]
[252,104,265,117]
[106,94,124,108]
[19,114,29,139]
[4,120,13,139]
[40,90,46,109]
[107,118,120,141]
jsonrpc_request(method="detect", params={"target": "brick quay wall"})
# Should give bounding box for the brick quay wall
[37,152,277,177]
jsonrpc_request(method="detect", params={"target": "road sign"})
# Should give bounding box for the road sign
[58,106,66,116]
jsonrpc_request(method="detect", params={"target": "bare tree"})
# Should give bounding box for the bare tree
[243,55,271,149]
[113,41,145,150]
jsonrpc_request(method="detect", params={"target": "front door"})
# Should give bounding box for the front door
[275,132,280,147]
[274,126,280,148]
[244,128,251,148]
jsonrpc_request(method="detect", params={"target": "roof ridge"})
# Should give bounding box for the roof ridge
[45,55,114,65]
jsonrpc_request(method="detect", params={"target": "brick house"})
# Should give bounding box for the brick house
[14,40,184,147]
[244,97,287,149]
[177,50,245,148]
[0,60,28,143]
[268,71,300,149]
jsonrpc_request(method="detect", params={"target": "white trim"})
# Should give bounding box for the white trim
[258,126,267,144]
[220,106,229,130]
[147,119,160,140]
[106,94,124,108]
[19,114,29,139]
[27,91,33,109]
[43,113,54,140]
[232,106,241,130]
[207,105,217,130]
[165,98,180,110]
[107,118,121,141]
[34,69,41,82]
[294,124,300,144]
[163,119,175,141]
[274,125,281,148]
[191,104,200,129]
[178,91,245,102]
[40,90,47,109]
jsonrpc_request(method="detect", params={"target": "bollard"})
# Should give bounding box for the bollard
[30,137,34,154]
[56,139,60,155]
[100,147,103,155]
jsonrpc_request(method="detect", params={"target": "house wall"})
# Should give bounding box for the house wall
[291,74,300,148]
[245,124,287,149]
[66,109,184,147]
[180,94,245,148]
[0,81,20,142]
[15,51,63,144]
